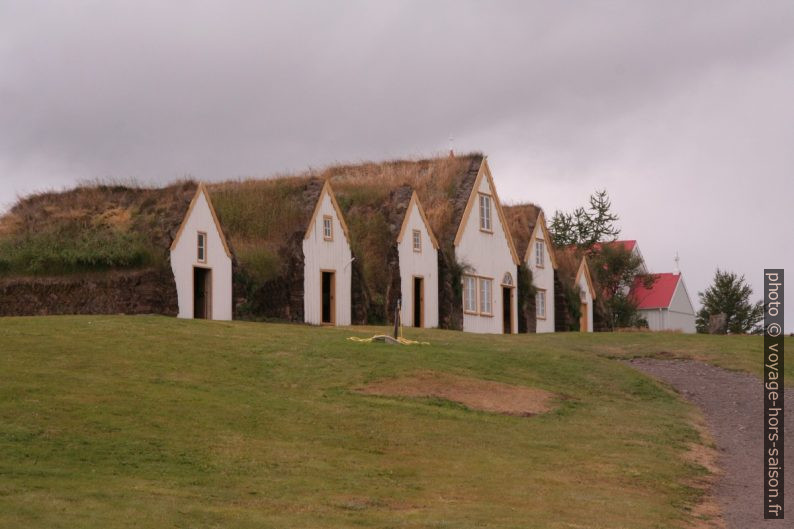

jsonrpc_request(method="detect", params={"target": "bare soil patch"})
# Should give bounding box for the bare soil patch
[683,422,724,529]
[357,371,555,416]
[630,359,792,529]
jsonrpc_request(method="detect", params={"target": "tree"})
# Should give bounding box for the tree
[589,243,654,330]
[696,269,763,334]
[549,190,620,248]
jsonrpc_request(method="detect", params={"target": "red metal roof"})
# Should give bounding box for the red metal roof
[630,273,680,309]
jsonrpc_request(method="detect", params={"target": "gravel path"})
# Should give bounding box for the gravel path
[629,359,792,529]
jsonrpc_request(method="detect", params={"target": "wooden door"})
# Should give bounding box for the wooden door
[413,277,424,328]
[204,269,212,320]
[502,287,512,334]
[193,267,212,319]
[321,271,335,325]
[580,303,588,332]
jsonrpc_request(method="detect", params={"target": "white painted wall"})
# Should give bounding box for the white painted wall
[398,202,439,328]
[302,190,352,326]
[666,309,697,334]
[632,243,648,274]
[456,172,518,334]
[577,266,594,332]
[526,223,555,333]
[170,190,233,320]
[640,308,664,331]
[641,276,696,333]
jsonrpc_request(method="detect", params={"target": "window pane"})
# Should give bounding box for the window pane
[480,278,492,314]
[479,195,492,231]
[464,276,477,312]
[197,233,205,261]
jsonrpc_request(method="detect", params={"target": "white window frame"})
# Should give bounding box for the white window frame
[463,275,478,314]
[536,289,547,319]
[197,232,207,263]
[322,215,333,241]
[463,275,496,317]
[478,193,492,232]
[412,229,422,253]
[535,239,545,268]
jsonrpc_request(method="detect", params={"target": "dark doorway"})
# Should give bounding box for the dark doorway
[321,271,335,324]
[502,287,512,334]
[413,276,424,328]
[193,267,212,319]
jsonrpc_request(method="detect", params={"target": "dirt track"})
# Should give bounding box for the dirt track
[630,359,792,529]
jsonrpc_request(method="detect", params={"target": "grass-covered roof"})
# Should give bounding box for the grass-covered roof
[207,176,324,284]
[0,181,196,276]
[0,153,485,293]
[323,153,484,307]
[322,153,483,249]
[503,203,542,262]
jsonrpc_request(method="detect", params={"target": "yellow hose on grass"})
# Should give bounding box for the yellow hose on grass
[347,335,429,345]
[349,304,429,345]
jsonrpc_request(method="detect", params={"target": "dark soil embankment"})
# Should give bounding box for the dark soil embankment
[0,268,178,316]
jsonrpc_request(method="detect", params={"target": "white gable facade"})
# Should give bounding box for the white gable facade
[576,259,595,332]
[631,242,648,274]
[639,276,696,333]
[170,184,233,320]
[397,193,439,328]
[455,161,519,334]
[525,213,555,333]
[303,183,352,326]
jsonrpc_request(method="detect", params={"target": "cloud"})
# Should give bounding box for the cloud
[1,0,792,329]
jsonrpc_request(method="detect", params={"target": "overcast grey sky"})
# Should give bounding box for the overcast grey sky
[1,0,792,330]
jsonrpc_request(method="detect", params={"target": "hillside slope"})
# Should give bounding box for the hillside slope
[0,316,747,528]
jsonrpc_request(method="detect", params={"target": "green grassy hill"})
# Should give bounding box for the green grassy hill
[0,317,782,528]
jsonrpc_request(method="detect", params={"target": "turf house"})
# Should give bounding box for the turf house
[170,183,233,320]
[209,177,359,326]
[504,204,558,333]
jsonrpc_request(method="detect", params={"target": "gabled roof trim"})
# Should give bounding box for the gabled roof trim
[303,179,351,242]
[396,191,440,250]
[170,182,232,259]
[453,158,520,265]
[576,257,596,300]
[673,275,695,313]
[522,210,558,270]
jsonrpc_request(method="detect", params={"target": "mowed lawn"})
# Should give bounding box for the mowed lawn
[0,316,784,528]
